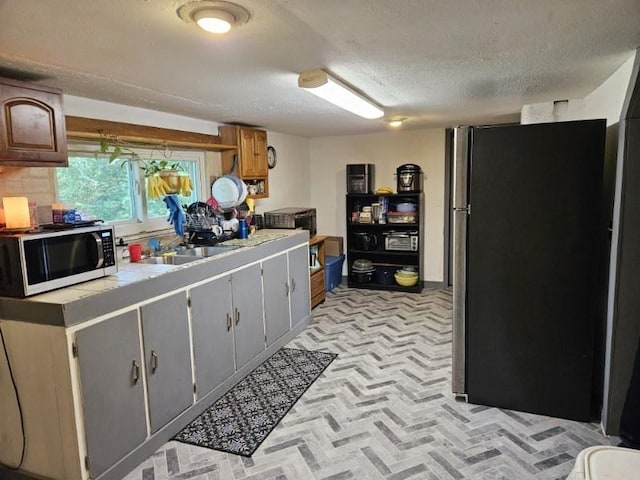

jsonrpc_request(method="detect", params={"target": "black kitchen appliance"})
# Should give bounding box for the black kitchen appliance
[347,164,374,194]
[264,208,316,236]
[451,119,607,422]
[396,164,422,193]
[353,232,377,251]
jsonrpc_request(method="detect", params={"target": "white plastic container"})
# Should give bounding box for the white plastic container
[567,446,640,480]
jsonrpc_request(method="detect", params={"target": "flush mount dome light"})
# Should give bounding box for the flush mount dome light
[177,1,250,34]
[386,117,407,127]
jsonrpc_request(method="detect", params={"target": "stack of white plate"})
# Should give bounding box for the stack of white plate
[211,175,248,209]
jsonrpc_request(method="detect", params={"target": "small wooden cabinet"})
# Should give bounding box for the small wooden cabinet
[219,125,269,198]
[309,235,326,308]
[0,77,68,166]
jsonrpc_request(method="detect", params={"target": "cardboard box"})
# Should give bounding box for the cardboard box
[325,236,344,257]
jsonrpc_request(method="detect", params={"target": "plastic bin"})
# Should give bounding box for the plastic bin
[325,254,345,292]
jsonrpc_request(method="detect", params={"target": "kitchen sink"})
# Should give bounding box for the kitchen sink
[182,246,240,257]
[139,255,204,265]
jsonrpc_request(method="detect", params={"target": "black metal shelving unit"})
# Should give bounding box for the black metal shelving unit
[346,193,424,292]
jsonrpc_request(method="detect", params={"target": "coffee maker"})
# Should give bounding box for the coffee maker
[396,164,423,193]
[347,164,374,194]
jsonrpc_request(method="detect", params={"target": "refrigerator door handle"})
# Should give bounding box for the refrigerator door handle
[452,127,470,396]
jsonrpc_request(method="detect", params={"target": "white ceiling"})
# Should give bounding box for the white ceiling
[1,0,639,137]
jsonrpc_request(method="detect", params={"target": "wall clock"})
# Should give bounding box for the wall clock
[267,146,277,169]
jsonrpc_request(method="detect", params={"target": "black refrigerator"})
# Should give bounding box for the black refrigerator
[451,119,606,422]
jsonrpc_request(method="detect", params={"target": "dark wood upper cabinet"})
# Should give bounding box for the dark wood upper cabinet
[0,77,68,167]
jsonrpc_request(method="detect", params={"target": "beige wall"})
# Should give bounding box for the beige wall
[251,132,311,214]
[308,129,446,283]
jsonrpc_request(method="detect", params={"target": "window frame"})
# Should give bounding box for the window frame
[60,142,208,238]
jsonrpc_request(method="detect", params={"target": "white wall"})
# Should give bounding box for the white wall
[252,132,312,214]
[584,55,636,125]
[64,96,221,134]
[309,128,446,283]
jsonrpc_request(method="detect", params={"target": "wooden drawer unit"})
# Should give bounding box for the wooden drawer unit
[310,268,326,308]
[309,235,326,308]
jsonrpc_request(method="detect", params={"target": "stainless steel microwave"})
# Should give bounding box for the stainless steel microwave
[0,225,117,297]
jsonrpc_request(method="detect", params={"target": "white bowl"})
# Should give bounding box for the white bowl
[396,202,417,213]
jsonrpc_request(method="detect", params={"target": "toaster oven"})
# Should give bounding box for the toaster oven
[264,208,316,236]
[384,231,419,251]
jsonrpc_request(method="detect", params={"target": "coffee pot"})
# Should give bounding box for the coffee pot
[354,232,378,251]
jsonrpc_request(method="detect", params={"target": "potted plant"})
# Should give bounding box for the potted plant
[98,134,192,198]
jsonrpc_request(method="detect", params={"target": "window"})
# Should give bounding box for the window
[56,143,205,237]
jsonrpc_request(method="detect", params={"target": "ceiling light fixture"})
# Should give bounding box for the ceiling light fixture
[386,117,407,127]
[177,1,250,34]
[298,69,384,120]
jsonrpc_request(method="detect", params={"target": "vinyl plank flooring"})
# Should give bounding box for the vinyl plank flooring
[123,287,611,480]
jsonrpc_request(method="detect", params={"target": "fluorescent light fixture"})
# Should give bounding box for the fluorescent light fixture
[298,69,384,119]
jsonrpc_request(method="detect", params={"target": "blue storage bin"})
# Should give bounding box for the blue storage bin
[325,254,345,292]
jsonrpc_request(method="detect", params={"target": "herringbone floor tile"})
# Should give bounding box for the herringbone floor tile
[123,287,612,480]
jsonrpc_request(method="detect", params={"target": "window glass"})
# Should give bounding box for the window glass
[57,154,135,222]
[57,144,203,236]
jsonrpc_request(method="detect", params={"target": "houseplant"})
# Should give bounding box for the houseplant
[98,134,192,198]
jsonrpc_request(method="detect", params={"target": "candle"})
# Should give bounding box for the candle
[3,197,31,229]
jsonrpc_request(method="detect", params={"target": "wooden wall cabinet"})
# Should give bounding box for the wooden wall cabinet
[0,77,68,166]
[219,125,269,198]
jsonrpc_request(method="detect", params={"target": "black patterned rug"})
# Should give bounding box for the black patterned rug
[173,347,337,456]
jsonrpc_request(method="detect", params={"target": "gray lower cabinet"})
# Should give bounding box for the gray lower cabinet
[289,244,311,325]
[190,276,235,399]
[140,292,194,433]
[231,263,265,369]
[75,310,147,479]
[263,253,291,347]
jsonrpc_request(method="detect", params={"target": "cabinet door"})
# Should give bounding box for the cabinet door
[289,245,311,326]
[231,263,265,369]
[252,129,268,177]
[75,310,146,478]
[140,292,193,433]
[238,127,268,177]
[190,276,235,399]
[0,80,68,166]
[263,253,290,347]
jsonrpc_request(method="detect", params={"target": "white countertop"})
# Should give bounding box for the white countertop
[14,230,299,307]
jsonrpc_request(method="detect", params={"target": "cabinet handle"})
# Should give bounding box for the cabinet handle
[235,308,240,326]
[291,278,297,293]
[132,360,140,384]
[226,313,232,331]
[285,282,290,296]
[151,350,159,373]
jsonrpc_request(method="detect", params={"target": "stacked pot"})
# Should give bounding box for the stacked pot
[351,259,375,283]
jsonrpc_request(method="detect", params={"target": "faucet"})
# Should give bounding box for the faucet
[156,235,186,254]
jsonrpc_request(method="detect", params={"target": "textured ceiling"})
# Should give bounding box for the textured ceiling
[0,0,639,137]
